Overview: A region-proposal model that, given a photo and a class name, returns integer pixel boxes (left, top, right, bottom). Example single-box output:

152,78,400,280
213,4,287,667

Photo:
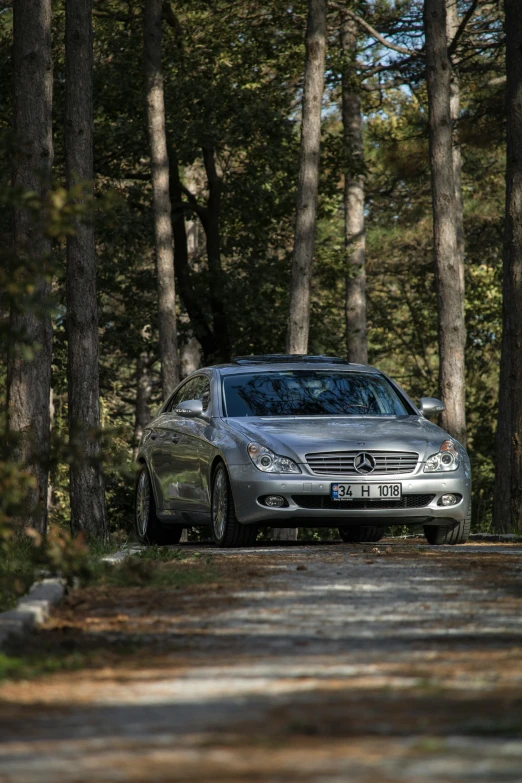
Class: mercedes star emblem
354,452,376,474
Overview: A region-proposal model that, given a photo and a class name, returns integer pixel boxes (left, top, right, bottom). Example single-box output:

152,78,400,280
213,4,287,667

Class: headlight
247,442,301,473
424,440,460,472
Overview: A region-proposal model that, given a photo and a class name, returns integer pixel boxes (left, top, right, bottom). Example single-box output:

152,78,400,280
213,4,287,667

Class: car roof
202,355,382,376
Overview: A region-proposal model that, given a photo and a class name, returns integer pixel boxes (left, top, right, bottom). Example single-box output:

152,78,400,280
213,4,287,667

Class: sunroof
231,354,351,365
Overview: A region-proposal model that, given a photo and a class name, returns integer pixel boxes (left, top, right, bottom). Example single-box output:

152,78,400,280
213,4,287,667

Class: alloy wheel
212,468,228,539
136,470,150,538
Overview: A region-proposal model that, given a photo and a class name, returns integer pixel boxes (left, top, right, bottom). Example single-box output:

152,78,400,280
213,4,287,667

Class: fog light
264,495,285,508
441,493,457,506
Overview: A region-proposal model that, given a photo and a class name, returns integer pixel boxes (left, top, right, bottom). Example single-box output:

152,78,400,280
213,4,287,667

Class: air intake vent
292,494,435,510
305,450,419,476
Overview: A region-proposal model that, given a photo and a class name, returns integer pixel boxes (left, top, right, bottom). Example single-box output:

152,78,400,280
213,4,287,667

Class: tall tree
7,0,54,535
286,0,328,355
65,0,107,539
424,0,466,445
494,0,522,533
340,10,367,364
144,0,180,396
446,0,465,274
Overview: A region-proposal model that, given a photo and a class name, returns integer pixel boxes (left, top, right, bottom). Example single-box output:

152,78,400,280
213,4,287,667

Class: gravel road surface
0,539,522,782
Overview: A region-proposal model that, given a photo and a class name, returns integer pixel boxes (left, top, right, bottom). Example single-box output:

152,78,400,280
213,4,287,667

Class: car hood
225,416,449,463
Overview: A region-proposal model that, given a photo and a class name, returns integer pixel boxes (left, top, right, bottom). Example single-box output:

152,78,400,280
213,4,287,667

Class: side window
166,379,198,412
195,376,211,412
165,376,211,413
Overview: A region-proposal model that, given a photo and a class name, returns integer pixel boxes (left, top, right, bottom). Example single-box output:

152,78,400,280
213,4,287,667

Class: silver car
135,355,472,547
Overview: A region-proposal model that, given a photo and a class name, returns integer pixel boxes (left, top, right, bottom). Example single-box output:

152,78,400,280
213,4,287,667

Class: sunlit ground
0,540,521,782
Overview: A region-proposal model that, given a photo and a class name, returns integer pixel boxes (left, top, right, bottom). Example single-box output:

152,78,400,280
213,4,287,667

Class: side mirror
175,399,204,418
419,397,445,416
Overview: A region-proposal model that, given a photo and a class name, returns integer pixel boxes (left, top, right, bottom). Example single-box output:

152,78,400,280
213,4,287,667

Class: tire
135,466,184,546
338,526,386,543
211,462,257,548
424,505,471,546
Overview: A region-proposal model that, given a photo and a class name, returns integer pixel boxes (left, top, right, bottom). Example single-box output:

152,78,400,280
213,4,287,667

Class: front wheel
135,466,184,546
211,463,257,548
338,526,386,543
424,513,471,546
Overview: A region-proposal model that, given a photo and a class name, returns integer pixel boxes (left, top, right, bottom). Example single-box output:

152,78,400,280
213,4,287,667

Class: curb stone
0,578,65,648
469,533,522,543
396,533,522,543
0,547,144,649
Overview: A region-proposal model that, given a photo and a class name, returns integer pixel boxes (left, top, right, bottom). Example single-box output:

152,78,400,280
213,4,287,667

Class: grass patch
86,551,217,588
0,634,141,682
135,545,188,562
0,650,91,681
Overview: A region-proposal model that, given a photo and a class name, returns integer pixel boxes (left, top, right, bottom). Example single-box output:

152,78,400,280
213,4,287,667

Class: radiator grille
305,450,419,476
292,494,435,510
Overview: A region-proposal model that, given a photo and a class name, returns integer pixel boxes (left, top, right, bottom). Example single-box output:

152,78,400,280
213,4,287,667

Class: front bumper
228,464,471,527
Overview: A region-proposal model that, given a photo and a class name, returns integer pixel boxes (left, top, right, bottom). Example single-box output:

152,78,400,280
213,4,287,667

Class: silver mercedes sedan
135,355,472,548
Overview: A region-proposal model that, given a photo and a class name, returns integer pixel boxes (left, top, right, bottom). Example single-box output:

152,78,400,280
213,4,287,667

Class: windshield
222,371,413,417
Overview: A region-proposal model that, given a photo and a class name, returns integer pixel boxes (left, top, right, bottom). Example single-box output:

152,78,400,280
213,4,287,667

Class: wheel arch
209,454,227,486
135,455,162,511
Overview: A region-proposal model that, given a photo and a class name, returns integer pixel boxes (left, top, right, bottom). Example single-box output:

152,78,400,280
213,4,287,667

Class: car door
153,377,208,512
191,375,215,511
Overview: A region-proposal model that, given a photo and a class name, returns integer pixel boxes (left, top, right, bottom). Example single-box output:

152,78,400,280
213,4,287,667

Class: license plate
331,483,402,501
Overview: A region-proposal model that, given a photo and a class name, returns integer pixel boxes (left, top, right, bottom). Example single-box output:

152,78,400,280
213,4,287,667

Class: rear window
222,371,413,417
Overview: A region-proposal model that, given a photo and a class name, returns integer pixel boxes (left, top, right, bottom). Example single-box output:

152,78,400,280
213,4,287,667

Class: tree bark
446,0,465,277
493,271,512,531
181,336,202,377
168,154,220,361
340,12,367,365
133,352,152,460
144,0,179,398
65,0,107,540
286,0,327,355
271,528,298,542
495,0,522,533
201,146,231,362
7,0,54,535
424,0,467,445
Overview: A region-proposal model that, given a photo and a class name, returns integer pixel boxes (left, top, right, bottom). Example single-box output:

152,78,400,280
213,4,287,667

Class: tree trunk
7,0,54,535
169,154,220,361
133,352,152,461
286,0,327,354
271,528,298,542
144,0,179,398
340,12,367,365
65,0,107,540
201,146,231,362
446,0,465,276
181,336,202,377
496,0,522,533
424,0,467,445
493,274,512,531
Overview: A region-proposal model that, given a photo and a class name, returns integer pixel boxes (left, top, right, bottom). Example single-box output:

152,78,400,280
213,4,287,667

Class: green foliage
0,535,38,611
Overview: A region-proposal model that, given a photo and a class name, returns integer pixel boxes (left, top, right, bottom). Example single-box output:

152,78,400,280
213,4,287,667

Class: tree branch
448,0,479,57
330,2,420,57
162,1,183,48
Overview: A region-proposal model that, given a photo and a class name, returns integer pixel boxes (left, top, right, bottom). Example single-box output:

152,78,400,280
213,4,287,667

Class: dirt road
1,539,522,782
